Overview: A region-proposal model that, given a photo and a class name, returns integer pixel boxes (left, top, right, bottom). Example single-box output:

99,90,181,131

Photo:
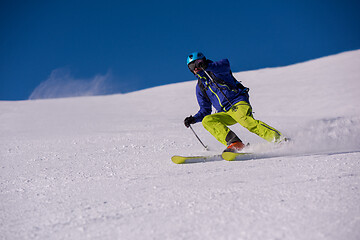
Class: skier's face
193,68,201,74
188,60,201,74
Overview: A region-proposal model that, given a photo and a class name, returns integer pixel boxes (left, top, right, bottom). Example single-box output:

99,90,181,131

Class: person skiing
184,52,285,153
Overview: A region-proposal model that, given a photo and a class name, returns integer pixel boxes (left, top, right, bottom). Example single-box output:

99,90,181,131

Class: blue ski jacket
193,59,250,123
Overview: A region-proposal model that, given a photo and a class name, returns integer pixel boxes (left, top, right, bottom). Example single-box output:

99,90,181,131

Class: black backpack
197,71,249,102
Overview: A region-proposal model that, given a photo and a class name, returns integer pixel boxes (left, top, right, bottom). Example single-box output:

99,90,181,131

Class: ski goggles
187,61,197,72
187,59,203,72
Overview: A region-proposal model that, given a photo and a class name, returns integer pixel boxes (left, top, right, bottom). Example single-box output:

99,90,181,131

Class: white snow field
1,50,360,240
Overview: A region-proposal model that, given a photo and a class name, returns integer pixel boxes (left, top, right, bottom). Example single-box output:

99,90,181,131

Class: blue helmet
187,52,206,65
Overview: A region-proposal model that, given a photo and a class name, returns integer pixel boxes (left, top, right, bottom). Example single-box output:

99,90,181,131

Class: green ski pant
202,101,282,146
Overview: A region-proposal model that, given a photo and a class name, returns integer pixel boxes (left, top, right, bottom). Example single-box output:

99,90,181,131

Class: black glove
195,59,208,70
184,115,196,128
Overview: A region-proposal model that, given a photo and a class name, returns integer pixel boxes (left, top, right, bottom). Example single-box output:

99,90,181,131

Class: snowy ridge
1,50,360,239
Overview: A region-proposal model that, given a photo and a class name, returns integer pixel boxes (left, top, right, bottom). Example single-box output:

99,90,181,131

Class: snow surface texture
1,50,360,240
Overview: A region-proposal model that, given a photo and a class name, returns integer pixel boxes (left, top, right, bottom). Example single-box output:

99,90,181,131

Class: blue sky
1,0,360,100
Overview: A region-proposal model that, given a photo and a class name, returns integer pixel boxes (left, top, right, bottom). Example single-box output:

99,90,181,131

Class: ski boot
223,141,245,153
223,131,245,153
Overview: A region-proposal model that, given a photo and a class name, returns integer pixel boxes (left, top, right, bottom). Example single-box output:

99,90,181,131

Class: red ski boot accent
224,141,245,153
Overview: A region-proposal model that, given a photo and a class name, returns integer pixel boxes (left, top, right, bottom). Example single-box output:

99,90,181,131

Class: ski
172,141,293,163
171,152,253,164
171,154,221,164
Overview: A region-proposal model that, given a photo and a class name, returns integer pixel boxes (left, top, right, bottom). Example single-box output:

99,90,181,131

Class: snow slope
1,50,360,240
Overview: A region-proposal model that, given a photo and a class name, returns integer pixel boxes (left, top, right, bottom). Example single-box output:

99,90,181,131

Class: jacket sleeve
205,59,231,74
193,84,212,123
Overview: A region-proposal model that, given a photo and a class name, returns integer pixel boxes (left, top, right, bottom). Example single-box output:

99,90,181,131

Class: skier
184,52,285,153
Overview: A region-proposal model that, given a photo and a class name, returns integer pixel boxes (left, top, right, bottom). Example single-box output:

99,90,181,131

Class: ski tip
171,155,186,164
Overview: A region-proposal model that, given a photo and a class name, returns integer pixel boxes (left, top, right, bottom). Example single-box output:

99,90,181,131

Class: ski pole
189,125,208,150
202,68,235,109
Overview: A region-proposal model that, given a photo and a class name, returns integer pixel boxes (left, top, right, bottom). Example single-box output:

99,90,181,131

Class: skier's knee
238,116,256,130
202,115,213,127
